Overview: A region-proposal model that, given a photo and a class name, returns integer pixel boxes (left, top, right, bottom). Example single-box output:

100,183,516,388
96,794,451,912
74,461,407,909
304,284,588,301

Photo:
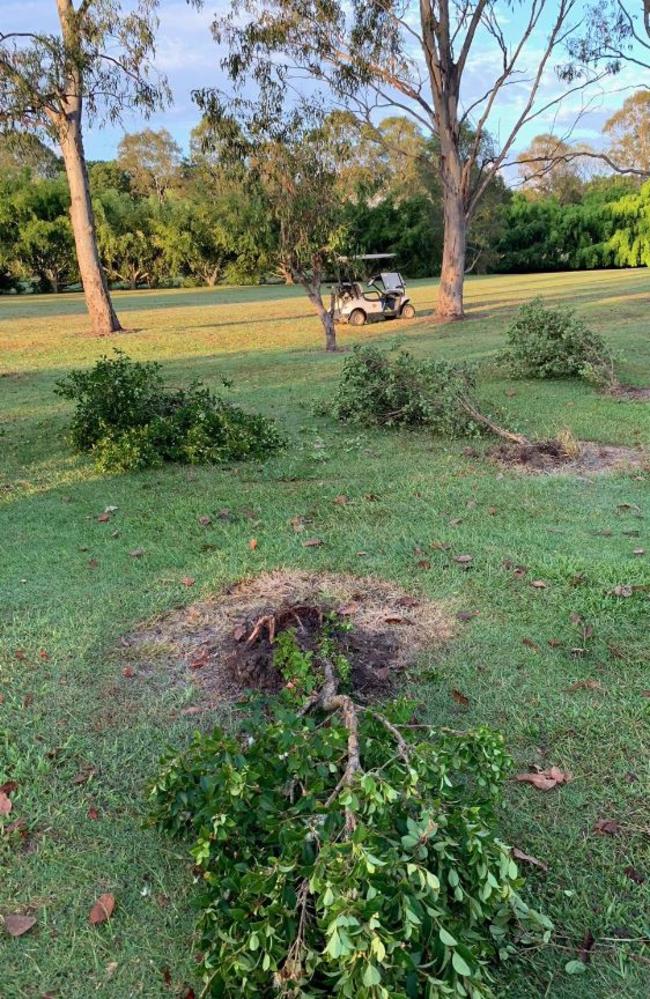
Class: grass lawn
1,269,649,998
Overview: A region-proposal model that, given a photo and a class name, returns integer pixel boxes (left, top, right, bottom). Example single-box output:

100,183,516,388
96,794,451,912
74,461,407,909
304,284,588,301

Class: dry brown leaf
87,806,99,820
624,865,645,884
97,512,111,523
522,637,540,652
531,580,547,589
14,649,27,661
0,792,13,815
181,577,195,588
593,818,621,836
333,494,349,505
72,766,96,785
416,559,431,570
547,638,562,648
38,649,49,660
4,914,36,937
302,538,324,548
121,666,135,678
512,847,548,872
515,766,571,791
89,893,115,925
451,689,469,707
456,610,479,622
290,516,305,532
248,538,258,550
198,515,212,527
454,554,473,565
129,547,145,559
566,678,602,692
611,584,633,597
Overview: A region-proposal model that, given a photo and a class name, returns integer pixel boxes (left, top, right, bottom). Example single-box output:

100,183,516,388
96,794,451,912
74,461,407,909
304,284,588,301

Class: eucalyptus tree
0,2,190,334
213,0,609,320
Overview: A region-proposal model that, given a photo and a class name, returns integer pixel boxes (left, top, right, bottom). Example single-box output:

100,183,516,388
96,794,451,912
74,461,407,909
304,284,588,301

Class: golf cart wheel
348,309,367,327
400,303,416,320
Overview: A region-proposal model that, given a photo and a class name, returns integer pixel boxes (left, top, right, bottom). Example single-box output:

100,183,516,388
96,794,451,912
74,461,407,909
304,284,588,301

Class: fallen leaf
217,508,231,520
89,893,115,925
449,517,463,527
642,690,650,698
88,558,99,568
248,538,258,550
456,610,479,622
593,818,621,836
23,692,34,708
451,689,469,706
515,766,571,791
623,865,645,884
38,649,49,660
290,516,305,532
578,929,595,964
198,515,212,527
633,548,645,556
616,502,641,514
0,791,13,815
384,615,412,624
454,554,473,565
547,638,562,648
416,559,431,570
356,551,367,557
4,914,36,937
97,512,111,523
181,577,195,587
611,584,633,597
512,847,548,872
72,766,96,785
129,547,145,558
430,540,451,551
337,602,359,616
87,806,99,820
302,537,324,547
104,505,118,514
566,679,602,692
14,649,27,661
0,780,18,795
232,623,247,641
180,706,203,716
522,637,540,652
531,580,547,589
334,494,349,505
487,506,497,515
121,666,135,678
189,649,210,671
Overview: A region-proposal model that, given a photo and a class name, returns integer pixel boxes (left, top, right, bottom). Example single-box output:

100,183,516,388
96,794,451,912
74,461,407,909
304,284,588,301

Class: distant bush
501,298,615,387
55,350,285,472
333,345,482,435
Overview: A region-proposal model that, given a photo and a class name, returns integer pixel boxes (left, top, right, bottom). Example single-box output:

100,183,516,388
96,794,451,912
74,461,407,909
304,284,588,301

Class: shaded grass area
1,270,649,997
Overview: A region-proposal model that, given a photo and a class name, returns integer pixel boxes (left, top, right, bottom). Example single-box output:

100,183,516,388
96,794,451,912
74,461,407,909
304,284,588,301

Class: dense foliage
151,631,551,998
501,299,615,386
333,345,482,436
55,351,284,471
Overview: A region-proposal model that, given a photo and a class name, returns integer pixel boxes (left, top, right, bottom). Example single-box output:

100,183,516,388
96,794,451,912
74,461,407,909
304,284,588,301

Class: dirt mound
119,570,454,710
492,440,647,475
609,384,650,401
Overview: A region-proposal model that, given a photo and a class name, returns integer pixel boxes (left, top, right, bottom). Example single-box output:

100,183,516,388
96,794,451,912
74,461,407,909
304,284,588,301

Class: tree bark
59,117,122,335
299,271,338,351
438,161,467,320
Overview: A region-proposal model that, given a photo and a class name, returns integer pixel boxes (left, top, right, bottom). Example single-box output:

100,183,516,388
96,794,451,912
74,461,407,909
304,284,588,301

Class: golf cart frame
331,254,416,326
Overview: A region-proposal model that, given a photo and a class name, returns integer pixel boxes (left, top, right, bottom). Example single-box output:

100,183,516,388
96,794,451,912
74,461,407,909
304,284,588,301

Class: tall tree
604,90,650,173
215,0,608,320
0,2,181,335
117,128,183,201
517,134,588,203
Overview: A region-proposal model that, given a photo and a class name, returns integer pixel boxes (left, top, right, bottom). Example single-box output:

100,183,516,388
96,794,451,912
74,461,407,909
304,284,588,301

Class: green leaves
151,708,549,997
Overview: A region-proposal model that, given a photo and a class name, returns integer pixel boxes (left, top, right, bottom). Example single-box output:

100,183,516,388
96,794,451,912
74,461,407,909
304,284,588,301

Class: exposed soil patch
492,440,648,475
609,384,650,401
120,570,453,710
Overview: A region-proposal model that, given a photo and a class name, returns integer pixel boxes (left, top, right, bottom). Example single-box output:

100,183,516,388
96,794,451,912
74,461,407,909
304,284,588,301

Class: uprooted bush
55,350,285,472
151,624,551,998
500,298,615,388
332,345,525,444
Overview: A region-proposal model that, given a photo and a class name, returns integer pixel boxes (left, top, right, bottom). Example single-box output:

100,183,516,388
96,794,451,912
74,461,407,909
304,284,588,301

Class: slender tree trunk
438,165,467,320
58,115,122,335
303,285,337,351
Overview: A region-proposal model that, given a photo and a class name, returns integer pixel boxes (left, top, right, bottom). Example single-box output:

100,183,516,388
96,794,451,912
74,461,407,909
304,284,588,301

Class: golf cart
331,254,415,326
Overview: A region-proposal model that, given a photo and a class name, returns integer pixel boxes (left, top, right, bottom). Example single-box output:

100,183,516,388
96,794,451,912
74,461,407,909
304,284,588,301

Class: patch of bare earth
491,440,648,475
608,384,650,401
119,570,454,711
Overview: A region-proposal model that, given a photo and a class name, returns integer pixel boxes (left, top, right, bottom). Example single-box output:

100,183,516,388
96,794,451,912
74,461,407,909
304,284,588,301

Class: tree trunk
58,116,122,335
299,273,338,351
438,180,466,320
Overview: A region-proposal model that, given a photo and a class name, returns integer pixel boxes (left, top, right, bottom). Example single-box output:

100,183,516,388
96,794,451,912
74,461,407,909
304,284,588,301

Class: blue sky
2,0,647,163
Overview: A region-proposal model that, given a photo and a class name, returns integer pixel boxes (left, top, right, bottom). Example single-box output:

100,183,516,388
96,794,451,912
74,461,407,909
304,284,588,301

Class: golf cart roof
337,253,397,262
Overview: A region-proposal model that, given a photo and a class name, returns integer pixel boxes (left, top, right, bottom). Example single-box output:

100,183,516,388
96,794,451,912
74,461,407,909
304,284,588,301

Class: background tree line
3,96,650,295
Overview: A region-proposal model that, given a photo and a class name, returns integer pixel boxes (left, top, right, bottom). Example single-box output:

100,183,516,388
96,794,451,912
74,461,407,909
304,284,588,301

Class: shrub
501,298,615,386
333,345,481,435
151,632,550,999
55,350,285,471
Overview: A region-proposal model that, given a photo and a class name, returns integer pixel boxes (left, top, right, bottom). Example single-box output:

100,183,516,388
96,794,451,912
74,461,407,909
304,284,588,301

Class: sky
1,0,648,165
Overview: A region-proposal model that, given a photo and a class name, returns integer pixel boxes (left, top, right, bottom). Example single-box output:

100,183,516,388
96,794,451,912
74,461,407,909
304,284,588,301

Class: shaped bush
501,298,614,387
151,630,550,998
55,350,285,471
